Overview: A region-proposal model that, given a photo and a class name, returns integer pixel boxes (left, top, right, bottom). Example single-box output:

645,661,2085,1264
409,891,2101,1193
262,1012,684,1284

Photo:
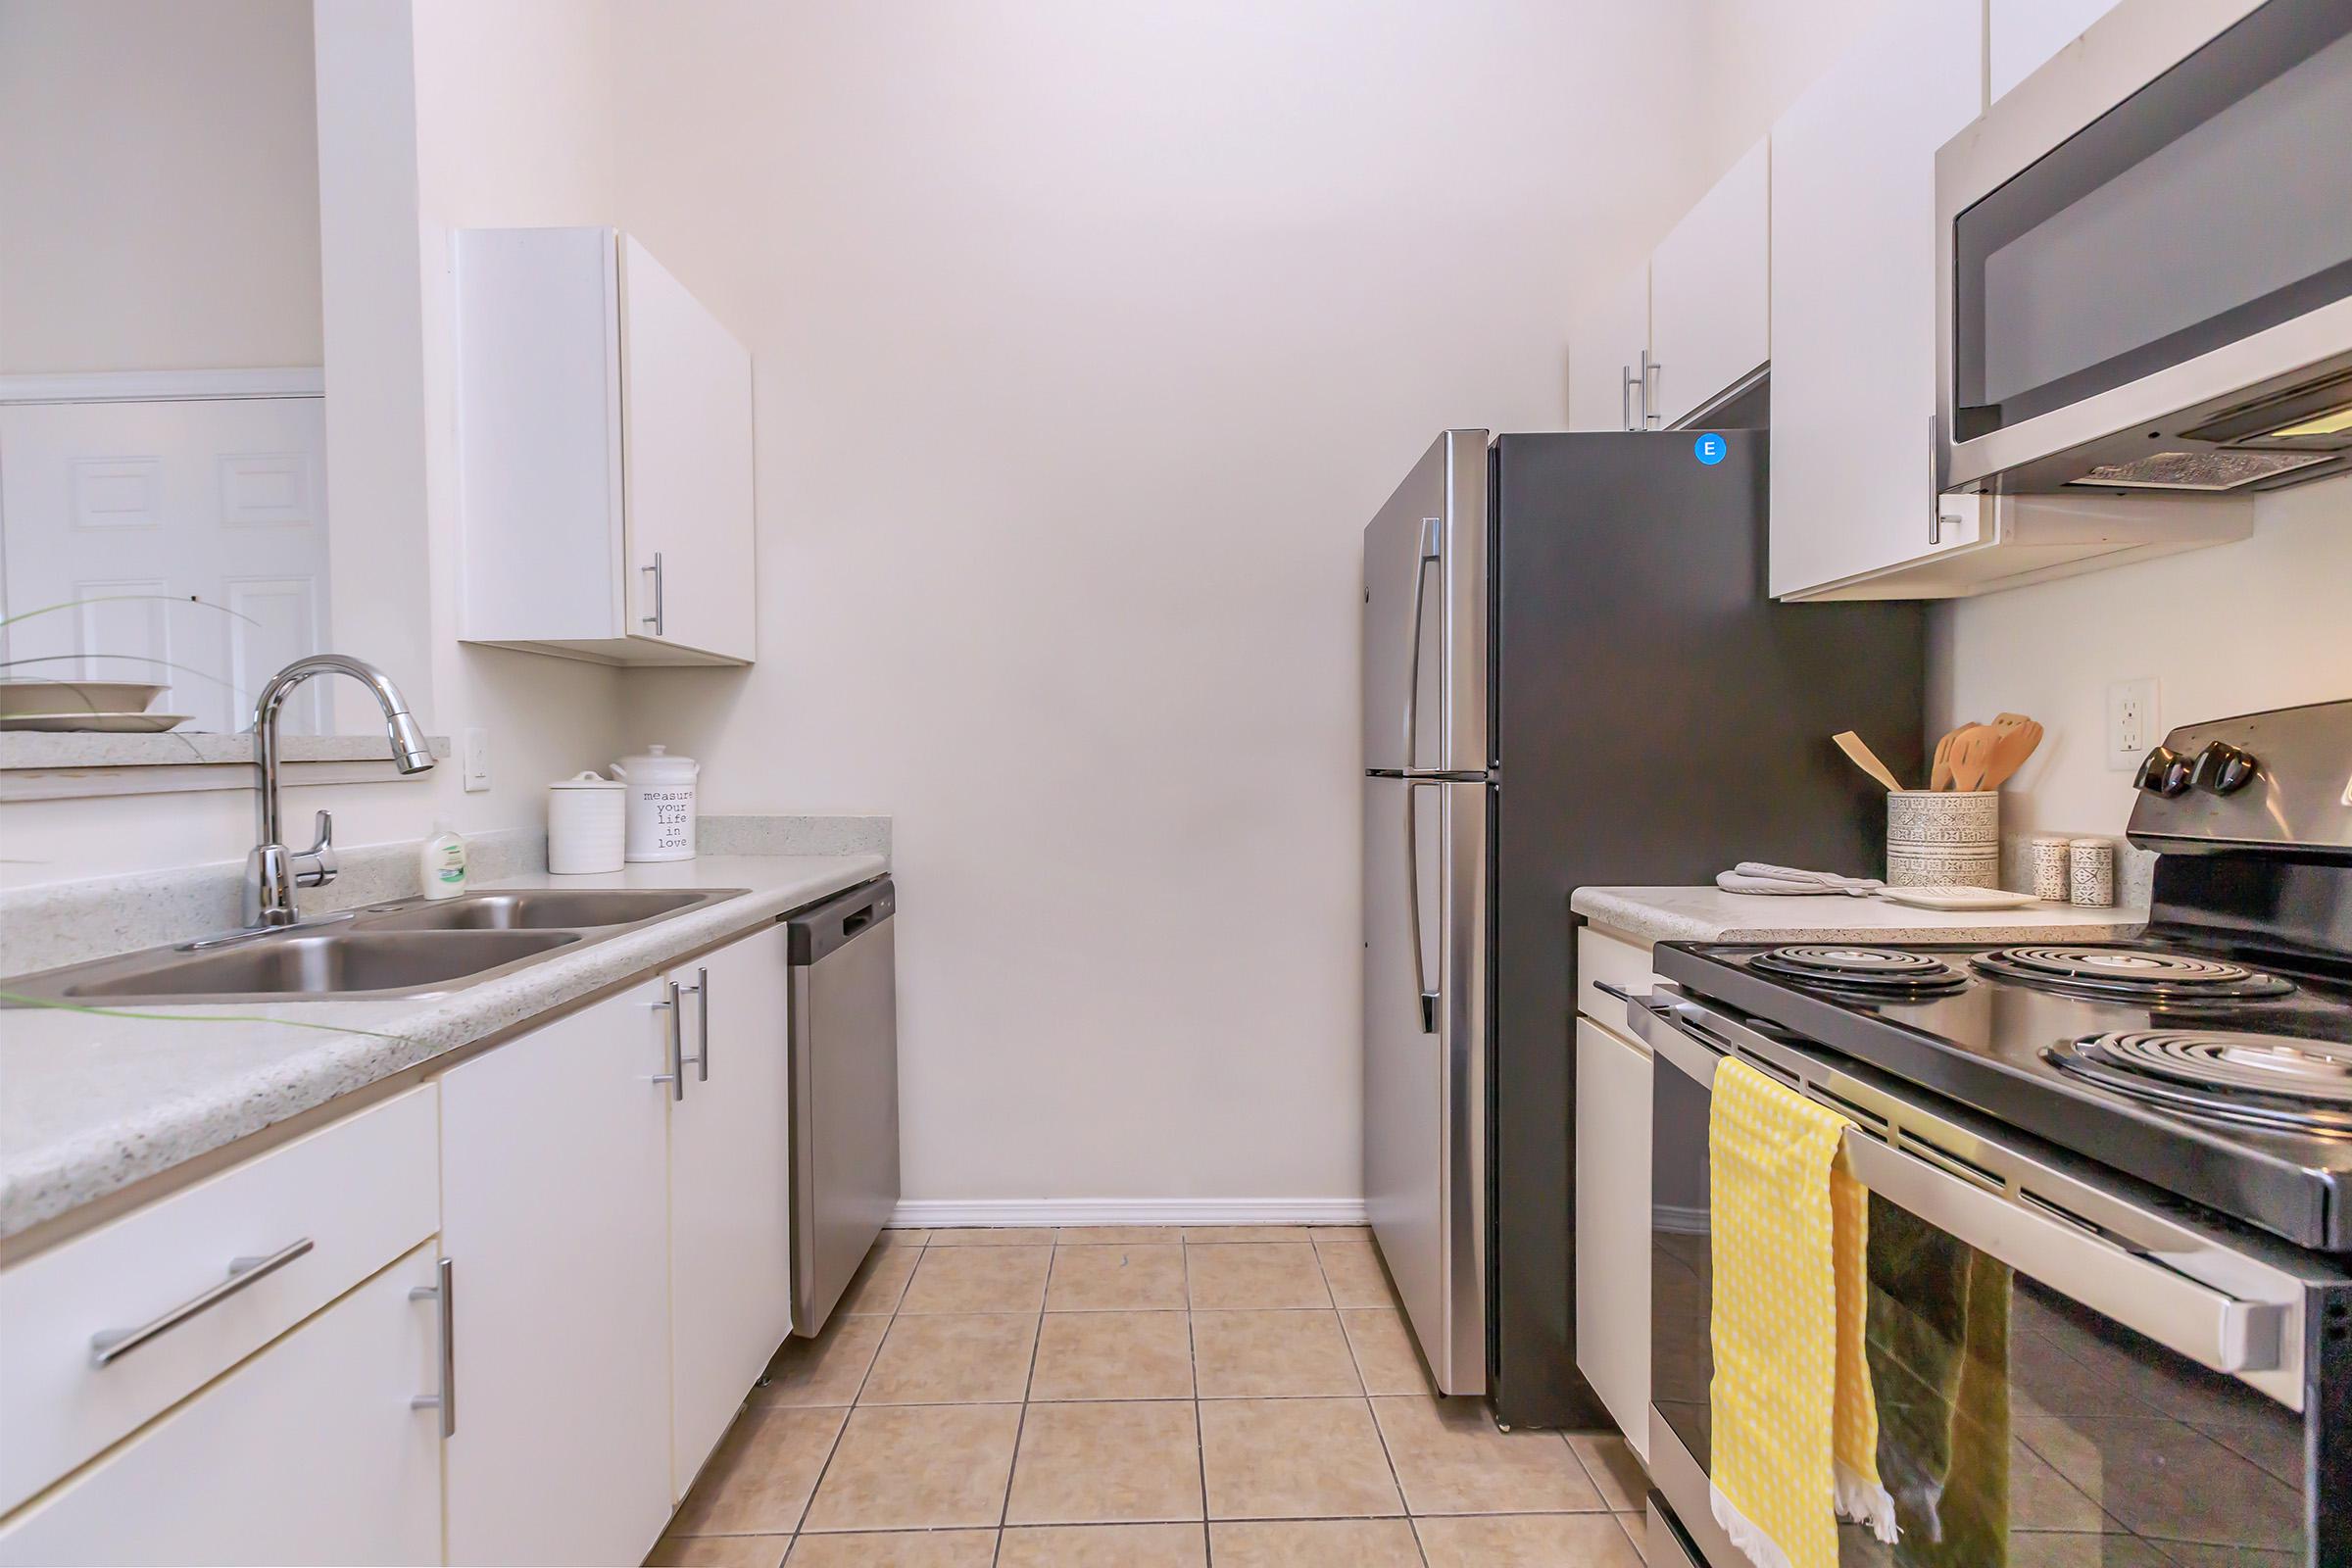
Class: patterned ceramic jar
2069,837,2116,906
2030,837,2072,903
1886,791,2000,888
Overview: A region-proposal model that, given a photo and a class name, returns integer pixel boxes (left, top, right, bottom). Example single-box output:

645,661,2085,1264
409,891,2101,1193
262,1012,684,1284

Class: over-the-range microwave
1937,0,2352,497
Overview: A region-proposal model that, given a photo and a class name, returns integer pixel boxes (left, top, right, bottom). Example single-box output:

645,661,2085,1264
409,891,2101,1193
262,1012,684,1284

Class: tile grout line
1189,1242,1213,1564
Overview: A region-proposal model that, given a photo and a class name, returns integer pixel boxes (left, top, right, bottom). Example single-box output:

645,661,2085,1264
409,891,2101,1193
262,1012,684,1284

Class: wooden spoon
1930,719,1982,790
1833,730,1906,793
1978,718,2044,791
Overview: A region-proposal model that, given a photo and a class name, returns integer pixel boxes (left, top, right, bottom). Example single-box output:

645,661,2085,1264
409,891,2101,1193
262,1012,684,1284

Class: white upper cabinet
1767,0,1987,600
1567,266,1649,432
1990,0,2128,102
1648,138,1771,429
455,227,756,666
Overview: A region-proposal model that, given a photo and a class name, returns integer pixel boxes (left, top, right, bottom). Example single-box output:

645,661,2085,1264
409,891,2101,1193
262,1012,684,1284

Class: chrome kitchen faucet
241,655,436,929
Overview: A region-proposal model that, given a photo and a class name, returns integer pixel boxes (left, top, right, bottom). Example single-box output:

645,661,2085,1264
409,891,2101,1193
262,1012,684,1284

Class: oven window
1650,1060,2311,1562
1950,0,2352,443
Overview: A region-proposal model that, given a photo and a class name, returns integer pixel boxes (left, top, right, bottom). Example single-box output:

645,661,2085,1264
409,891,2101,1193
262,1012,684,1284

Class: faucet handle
294,809,338,889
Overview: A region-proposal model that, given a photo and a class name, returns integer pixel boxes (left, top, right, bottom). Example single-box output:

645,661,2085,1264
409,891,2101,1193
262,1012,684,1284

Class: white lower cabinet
1575,1015,1653,1462
439,977,677,1567
667,923,796,1498
0,1243,445,1566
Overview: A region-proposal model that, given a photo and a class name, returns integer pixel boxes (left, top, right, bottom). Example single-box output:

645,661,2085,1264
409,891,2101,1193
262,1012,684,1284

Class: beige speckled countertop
1571,885,2146,946
0,853,884,1244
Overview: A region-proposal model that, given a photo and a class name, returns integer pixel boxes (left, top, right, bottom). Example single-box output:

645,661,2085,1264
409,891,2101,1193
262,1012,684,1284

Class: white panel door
0,397,328,731
1768,0,1985,598
1990,0,2127,102
1566,266,1649,432
1649,137,1771,428
0,1245,444,1567
667,924,796,1498
440,980,675,1568
618,235,756,663
1574,1017,1652,1461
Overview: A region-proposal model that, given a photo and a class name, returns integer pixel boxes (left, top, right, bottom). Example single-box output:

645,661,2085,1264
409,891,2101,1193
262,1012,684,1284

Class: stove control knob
2133,746,2193,797
2191,740,2260,795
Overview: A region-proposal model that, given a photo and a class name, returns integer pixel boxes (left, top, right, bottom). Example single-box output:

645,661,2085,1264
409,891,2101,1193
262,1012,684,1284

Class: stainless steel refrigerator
1360,429,1924,1427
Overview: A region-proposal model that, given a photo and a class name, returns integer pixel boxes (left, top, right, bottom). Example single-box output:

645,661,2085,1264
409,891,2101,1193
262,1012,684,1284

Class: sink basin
60,930,582,1003
362,889,719,931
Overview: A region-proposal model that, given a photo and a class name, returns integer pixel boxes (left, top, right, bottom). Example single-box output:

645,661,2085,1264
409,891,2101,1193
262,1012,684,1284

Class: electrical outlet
462,726,492,793
2106,678,2160,771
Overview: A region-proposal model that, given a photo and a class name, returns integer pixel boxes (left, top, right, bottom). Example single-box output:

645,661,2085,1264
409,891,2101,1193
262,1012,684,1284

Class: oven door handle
1627,989,2289,1379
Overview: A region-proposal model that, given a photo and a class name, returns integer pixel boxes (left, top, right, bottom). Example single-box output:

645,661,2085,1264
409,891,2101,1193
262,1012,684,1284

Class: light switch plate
462,726,491,792
2106,678,2159,771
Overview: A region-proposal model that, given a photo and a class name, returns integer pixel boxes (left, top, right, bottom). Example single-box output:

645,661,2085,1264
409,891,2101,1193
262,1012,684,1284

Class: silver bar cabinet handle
89,1238,315,1367
1642,350,1663,429
1621,365,1639,430
410,1256,456,1438
649,980,684,1100
674,970,709,1083
640,551,665,635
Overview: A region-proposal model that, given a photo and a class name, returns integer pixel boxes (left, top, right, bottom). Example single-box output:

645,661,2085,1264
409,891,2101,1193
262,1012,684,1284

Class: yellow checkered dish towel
1708,1058,1898,1568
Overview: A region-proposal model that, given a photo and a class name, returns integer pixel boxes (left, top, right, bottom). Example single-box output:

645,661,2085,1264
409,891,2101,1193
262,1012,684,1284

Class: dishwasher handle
787,876,897,966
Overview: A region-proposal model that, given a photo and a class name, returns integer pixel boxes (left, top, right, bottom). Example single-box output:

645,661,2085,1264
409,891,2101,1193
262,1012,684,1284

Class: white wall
0,0,322,373
610,0,1722,1203
1694,0,1894,173
1930,475,2352,840
0,0,626,887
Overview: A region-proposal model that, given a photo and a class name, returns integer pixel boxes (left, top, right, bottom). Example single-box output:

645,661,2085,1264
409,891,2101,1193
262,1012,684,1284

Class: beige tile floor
648,1226,1651,1567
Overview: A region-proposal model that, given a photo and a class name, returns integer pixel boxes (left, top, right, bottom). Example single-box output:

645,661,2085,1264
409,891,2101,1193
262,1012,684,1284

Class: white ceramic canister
1885,790,2001,889
612,744,699,861
547,770,626,874
2069,836,2116,907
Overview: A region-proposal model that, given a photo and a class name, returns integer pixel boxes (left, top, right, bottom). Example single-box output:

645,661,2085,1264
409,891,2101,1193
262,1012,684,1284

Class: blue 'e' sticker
1693,432,1727,466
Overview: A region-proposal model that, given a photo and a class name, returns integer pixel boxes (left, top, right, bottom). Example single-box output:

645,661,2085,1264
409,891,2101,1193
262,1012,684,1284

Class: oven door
1634,986,2334,1567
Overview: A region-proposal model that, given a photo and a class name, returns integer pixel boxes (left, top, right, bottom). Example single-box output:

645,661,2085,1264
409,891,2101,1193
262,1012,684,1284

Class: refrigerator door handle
1401,515,1442,769
1405,779,1439,1034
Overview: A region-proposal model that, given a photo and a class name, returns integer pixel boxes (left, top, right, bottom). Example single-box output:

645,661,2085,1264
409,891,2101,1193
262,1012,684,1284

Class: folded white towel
1716,862,1885,897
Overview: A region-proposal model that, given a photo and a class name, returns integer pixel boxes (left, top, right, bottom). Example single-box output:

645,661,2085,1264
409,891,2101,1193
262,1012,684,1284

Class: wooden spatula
1833,730,1906,793
1977,718,2044,791
1947,724,2001,791
1930,720,1981,790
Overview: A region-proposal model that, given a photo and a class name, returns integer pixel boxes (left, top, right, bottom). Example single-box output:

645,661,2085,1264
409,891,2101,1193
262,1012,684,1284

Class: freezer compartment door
1360,430,1490,774
1362,776,1489,1395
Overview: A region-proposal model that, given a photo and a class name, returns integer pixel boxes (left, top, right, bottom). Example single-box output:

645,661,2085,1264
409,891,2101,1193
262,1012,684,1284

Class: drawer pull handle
410,1256,456,1438
89,1238,315,1367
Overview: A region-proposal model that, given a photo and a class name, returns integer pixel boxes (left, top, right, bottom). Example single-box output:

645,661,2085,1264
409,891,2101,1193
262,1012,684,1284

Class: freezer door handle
1401,515,1442,770
1404,779,1439,1033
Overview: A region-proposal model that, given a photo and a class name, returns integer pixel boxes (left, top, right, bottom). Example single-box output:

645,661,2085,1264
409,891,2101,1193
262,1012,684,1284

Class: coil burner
1746,945,1968,999
2047,1029,2352,1135
1971,945,2294,1004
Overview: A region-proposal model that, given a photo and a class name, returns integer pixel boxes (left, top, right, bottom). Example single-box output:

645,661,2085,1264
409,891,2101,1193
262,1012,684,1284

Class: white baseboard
890,1198,1368,1231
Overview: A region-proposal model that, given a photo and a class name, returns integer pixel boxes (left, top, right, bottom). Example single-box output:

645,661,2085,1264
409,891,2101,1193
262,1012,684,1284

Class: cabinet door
1649,138,1771,429
1989,0,2125,102
619,235,758,663
1768,0,1984,599
1573,1017,1652,1460
0,1245,443,1567
668,924,796,1498
1566,266,1649,431
440,981,675,1567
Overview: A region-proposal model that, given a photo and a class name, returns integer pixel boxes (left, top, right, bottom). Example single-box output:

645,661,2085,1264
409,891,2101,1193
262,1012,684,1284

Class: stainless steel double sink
2,887,749,1006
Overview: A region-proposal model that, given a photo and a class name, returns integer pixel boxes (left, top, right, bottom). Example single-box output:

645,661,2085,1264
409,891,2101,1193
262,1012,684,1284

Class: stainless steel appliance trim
1438,431,1489,773
1631,985,2306,1408
1935,0,2347,491
1404,780,1437,1035
1646,1411,1742,1568
788,957,817,1332
1646,1499,1707,1568
409,1255,456,1438
88,1237,316,1367
1402,516,1440,769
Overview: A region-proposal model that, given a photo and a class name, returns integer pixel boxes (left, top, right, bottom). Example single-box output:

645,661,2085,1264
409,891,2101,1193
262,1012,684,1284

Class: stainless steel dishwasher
786,876,901,1335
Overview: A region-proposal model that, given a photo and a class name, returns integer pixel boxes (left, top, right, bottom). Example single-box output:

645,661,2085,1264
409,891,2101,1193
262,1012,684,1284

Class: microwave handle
1627,990,2287,1379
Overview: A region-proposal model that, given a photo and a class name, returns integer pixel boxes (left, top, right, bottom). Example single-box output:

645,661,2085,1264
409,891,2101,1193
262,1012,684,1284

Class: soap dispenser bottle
419,820,468,900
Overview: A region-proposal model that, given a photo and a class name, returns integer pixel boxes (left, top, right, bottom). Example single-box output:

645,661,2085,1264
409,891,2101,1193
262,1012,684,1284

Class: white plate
1875,885,2041,911
0,679,168,718
0,712,194,734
